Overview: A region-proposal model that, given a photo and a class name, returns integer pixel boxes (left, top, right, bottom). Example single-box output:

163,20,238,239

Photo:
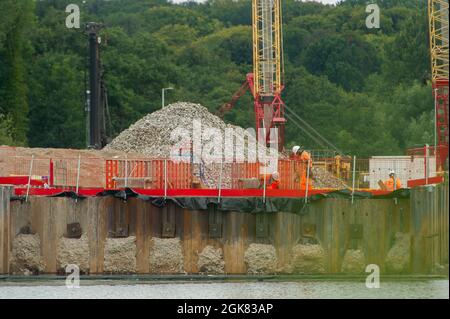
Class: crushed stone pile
290,244,326,274
10,234,45,275
244,243,277,274
57,234,90,274
385,232,411,273
197,246,225,274
312,167,349,189
104,102,278,188
149,237,184,273
341,249,366,273
103,236,137,274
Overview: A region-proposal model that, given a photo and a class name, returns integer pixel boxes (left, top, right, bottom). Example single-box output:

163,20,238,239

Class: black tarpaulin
12,188,410,214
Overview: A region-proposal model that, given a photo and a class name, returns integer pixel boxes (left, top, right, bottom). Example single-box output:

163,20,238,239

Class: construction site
0,0,448,285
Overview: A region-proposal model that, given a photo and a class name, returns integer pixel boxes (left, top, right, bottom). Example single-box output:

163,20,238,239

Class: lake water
0,279,448,299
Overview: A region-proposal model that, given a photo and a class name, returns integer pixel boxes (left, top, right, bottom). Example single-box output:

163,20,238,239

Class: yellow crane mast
252,0,283,98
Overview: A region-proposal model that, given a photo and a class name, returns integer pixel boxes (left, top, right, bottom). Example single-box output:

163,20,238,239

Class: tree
0,0,34,145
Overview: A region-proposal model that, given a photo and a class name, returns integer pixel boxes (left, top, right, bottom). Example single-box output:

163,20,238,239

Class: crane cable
284,104,346,156
284,112,328,150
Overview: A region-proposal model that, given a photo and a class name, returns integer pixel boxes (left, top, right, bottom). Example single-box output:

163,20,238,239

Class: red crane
218,0,286,151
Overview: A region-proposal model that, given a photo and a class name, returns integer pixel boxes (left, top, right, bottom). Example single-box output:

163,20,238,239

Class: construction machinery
428,0,449,171
85,22,110,149
218,0,286,151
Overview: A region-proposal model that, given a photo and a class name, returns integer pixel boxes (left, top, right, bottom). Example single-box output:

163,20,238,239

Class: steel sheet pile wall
0,187,12,274
410,181,449,274
1,183,448,275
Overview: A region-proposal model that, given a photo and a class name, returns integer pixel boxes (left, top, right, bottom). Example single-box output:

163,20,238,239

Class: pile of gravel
149,237,184,273
197,246,225,274
57,234,90,274
244,243,277,274
10,234,45,275
290,244,326,274
312,167,349,189
103,236,137,274
104,102,278,188
385,232,411,273
341,249,366,273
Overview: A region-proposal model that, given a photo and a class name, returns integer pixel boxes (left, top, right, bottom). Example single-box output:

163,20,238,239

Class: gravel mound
104,102,278,188
385,232,411,273
197,246,225,274
341,249,366,273
149,237,184,273
10,234,45,275
290,244,325,274
57,234,90,274
244,243,277,274
103,236,137,274
312,167,349,189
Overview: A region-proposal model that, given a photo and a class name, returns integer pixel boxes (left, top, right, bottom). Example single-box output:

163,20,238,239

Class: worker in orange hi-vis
291,146,314,190
267,171,280,190
383,170,402,191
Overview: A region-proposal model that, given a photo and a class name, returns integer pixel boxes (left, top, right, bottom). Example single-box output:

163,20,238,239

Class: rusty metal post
25,155,34,202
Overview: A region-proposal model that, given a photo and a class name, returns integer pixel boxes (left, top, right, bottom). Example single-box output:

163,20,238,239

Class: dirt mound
57,234,90,274
197,246,225,274
290,244,325,274
103,236,137,274
385,232,411,273
149,237,184,273
10,234,45,275
341,249,366,273
244,243,277,274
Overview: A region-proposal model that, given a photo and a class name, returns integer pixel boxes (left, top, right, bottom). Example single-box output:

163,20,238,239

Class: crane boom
429,0,449,170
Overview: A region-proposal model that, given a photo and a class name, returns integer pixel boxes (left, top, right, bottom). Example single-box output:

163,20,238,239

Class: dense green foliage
0,0,434,156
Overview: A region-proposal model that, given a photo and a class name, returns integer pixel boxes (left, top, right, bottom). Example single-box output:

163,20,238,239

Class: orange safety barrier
106,158,316,191
231,162,260,189
230,159,311,190
105,159,192,189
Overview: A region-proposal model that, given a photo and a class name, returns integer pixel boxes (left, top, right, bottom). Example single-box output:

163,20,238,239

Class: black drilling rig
85,22,110,149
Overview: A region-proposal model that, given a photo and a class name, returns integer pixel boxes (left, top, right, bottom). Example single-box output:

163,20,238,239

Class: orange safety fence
228,159,311,190
106,158,313,190
4,153,446,191
106,159,192,189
